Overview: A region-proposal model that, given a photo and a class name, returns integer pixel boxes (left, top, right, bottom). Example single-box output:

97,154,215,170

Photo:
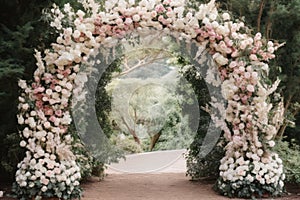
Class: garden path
81,150,299,200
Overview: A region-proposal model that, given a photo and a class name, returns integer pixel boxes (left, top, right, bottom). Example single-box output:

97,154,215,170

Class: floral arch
15,0,285,199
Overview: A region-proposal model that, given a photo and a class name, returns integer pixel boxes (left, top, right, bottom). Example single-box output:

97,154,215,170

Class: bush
185,110,225,180
274,140,300,185
0,132,25,182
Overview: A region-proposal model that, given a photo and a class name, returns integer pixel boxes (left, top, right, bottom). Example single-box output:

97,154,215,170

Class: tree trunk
276,94,300,140
265,2,274,40
149,133,161,151
257,0,266,32
121,116,141,144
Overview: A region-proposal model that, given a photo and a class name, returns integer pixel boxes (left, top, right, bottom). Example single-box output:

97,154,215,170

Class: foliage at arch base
14,0,285,199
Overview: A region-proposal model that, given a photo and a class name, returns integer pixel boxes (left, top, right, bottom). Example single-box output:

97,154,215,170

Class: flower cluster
15,0,285,199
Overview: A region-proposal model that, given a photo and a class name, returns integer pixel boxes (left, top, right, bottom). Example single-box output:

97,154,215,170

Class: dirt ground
1,173,299,200
80,173,300,200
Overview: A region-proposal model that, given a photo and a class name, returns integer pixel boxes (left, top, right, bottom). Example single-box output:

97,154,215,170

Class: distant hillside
121,62,175,79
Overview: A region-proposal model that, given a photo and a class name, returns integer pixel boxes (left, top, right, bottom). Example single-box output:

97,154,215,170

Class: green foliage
274,140,300,185
176,56,224,180
152,113,194,151
0,132,25,182
95,58,122,138
110,134,144,154
185,111,225,180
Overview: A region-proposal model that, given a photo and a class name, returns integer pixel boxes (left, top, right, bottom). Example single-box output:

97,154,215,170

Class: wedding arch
16,0,285,199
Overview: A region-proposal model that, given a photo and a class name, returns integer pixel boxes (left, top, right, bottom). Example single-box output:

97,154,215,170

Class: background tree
0,0,82,182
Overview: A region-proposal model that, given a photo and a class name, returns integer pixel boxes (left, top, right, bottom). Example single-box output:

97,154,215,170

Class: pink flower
163,0,171,5
155,4,166,13
115,18,123,25
246,122,252,128
158,15,165,22
231,50,239,57
249,54,258,61
55,110,62,117
254,32,262,41
35,100,43,109
151,11,157,18
44,108,54,116
41,177,49,185
49,115,57,123
54,167,61,174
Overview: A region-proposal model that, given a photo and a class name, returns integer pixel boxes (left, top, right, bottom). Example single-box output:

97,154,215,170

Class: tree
0,0,82,181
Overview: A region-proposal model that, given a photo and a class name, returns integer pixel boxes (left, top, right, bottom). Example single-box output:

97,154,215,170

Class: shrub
274,140,300,185
185,110,225,180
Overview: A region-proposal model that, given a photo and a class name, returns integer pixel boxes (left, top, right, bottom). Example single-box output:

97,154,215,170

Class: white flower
73,30,81,38
268,140,275,147
209,13,217,21
17,115,25,124
46,89,53,96
251,154,260,161
41,186,48,192
30,111,37,116
246,174,254,182
246,84,255,92
55,85,62,92
18,80,27,89
257,149,264,156
279,180,284,187
44,121,51,129
222,13,230,21
201,17,210,25
0,191,3,197
20,140,27,147
76,10,85,18
213,53,228,66
22,103,29,110
132,14,140,22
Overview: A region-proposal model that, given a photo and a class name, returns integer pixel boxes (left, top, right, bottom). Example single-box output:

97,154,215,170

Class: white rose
22,103,29,110
20,140,27,147
257,149,264,156
44,121,51,129
46,89,53,96
76,10,85,18
30,111,37,116
268,140,275,147
41,186,48,192
55,85,62,92
18,80,27,89
222,13,230,21
202,17,210,25
209,13,217,21
279,180,284,187
213,53,228,66
18,115,25,124
132,14,140,22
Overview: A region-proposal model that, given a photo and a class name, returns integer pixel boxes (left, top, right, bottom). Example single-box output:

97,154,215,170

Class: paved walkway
106,149,187,174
